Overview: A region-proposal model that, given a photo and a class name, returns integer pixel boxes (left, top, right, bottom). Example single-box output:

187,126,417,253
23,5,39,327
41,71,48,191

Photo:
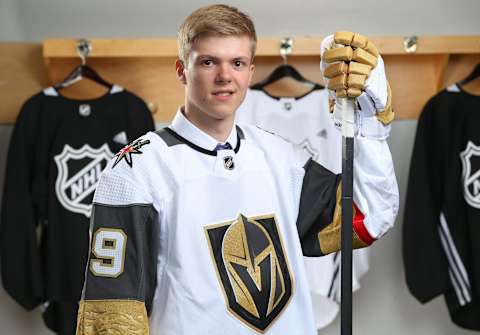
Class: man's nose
215,63,232,83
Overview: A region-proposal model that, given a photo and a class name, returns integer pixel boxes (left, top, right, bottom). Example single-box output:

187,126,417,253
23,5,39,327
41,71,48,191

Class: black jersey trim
92,202,154,208
155,128,184,147
237,126,245,140
155,126,243,156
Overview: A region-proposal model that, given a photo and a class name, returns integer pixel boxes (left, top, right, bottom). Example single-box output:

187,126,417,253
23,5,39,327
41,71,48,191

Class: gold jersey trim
76,300,149,335
318,183,369,254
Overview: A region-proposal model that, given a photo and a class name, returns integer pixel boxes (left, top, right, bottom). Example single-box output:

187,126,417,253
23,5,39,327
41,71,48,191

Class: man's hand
320,31,394,125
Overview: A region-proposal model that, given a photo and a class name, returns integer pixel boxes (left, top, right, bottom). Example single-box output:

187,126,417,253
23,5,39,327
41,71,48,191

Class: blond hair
177,4,257,64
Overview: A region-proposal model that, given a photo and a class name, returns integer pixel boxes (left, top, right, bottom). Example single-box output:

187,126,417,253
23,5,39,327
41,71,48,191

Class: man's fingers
349,61,372,76
323,44,377,67
363,40,379,58
327,74,347,91
353,48,377,67
334,88,362,98
326,73,363,98
333,31,357,46
323,46,353,64
333,31,379,58
322,31,380,100
324,61,372,79
348,73,367,90
323,62,348,78
346,88,362,98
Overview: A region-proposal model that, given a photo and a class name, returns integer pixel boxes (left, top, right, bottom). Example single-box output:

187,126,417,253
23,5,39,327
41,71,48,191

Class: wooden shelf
43,36,480,57
0,36,479,124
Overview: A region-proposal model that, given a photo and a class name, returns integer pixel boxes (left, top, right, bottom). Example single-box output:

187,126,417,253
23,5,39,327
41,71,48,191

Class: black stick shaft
338,97,355,335
341,136,354,335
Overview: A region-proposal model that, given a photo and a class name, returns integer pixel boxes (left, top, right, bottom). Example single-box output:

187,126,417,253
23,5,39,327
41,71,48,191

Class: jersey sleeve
403,98,449,303
76,167,159,335
0,95,44,310
296,135,398,256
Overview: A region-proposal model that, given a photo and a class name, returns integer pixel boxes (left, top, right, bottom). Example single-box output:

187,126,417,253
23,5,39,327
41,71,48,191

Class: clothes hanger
458,63,480,86
251,37,323,92
54,39,113,90
251,64,323,90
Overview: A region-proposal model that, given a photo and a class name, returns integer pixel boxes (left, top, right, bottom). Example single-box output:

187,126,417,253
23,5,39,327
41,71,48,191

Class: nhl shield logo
54,144,114,218
460,141,480,209
204,214,293,333
223,156,235,170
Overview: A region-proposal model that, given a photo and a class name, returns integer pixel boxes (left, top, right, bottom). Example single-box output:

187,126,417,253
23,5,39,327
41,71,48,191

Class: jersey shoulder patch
112,137,151,169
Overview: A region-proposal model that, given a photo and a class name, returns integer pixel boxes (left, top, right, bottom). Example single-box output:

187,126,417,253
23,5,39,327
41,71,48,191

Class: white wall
1,1,479,334
0,0,23,41
3,0,480,41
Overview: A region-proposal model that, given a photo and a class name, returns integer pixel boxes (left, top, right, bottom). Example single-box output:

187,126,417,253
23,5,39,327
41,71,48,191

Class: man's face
176,34,255,125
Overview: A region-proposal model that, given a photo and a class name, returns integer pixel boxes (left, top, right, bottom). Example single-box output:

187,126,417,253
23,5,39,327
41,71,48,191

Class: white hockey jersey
76,109,398,335
237,88,371,328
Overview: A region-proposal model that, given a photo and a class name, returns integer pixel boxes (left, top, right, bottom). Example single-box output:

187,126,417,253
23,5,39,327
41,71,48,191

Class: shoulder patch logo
113,138,150,168
204,214,293,333
54,144,114,218
460,141,480,209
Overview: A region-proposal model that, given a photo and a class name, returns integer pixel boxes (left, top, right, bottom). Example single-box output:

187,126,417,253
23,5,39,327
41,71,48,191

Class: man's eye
234,60,245,68
203,60,214,66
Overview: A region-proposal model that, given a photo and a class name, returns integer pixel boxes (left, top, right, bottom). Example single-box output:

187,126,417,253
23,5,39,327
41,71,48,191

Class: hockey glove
320,31,394,127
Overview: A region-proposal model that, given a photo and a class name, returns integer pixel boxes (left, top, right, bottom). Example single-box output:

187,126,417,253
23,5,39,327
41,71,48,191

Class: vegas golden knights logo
204,214,293,333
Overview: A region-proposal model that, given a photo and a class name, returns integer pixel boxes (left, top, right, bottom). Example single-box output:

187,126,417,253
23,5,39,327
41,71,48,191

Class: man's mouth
213,91,234,96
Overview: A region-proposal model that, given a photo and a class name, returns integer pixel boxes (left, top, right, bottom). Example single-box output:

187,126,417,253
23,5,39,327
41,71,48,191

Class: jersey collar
171,108,238,151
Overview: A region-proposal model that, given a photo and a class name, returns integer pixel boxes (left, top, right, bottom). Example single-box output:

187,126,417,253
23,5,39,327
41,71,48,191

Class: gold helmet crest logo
205,214,293,333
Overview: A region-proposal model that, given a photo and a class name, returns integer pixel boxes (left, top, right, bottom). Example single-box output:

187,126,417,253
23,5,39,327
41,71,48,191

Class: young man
76,4,398,335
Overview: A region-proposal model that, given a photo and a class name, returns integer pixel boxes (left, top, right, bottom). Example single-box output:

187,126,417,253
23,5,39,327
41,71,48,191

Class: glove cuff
332,101,391,140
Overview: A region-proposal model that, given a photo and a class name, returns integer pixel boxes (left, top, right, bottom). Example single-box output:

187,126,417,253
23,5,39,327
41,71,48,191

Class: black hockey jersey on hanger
403,84,480,330
0,85,155,310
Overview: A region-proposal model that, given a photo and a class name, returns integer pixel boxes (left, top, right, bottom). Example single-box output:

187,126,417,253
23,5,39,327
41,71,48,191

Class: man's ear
248,63,255,86
175,59,187,85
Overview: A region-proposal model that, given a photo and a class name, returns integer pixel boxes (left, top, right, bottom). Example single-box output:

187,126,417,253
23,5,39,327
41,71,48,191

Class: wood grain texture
0,43,49,124
1,36,479,124
44,36,480,57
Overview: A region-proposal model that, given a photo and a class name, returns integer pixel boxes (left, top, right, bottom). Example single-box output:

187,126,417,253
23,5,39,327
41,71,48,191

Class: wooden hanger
54,39,113,91
458,63,480,86
458,63,480,95
251,38,323,98
251,63,323,91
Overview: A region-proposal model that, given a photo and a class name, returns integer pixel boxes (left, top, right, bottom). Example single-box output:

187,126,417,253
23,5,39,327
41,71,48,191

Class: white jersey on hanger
237,88,371,329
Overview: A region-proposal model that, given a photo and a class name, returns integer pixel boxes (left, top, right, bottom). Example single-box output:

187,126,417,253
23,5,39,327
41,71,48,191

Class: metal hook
77,38,92,65
280,37,293,64
403,35,418,54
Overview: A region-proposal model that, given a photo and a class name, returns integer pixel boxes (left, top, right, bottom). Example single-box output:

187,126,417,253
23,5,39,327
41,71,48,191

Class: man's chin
208,106,238,120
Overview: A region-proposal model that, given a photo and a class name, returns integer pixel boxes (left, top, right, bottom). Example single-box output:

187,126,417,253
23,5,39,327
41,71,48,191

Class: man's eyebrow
196,55,250,62
232,56,251,62
195,54,218,61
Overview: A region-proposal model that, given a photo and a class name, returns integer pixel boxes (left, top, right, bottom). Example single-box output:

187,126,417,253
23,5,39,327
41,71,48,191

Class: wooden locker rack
0,36,479,124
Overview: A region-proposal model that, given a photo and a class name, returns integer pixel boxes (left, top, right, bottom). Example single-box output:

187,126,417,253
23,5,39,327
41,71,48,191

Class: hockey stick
338,97,355,335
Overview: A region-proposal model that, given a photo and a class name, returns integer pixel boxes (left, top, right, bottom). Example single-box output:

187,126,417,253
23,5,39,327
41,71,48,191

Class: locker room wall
1,0,479,334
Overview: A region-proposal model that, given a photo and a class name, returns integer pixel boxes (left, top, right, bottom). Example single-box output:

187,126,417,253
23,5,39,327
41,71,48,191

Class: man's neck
182,106,234,143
